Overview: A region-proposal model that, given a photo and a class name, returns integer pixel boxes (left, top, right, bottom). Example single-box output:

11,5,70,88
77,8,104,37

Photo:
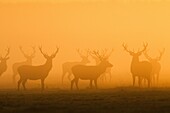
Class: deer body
90,49,113,82
17,47,59,91
71,51,113,90
18,60,52,80
130,57,152,86
0,48,10,76
144,49,165,85
62,50,90,83
0,61,8,76
123,43,152,87
12,47,35,83
62,61,89,79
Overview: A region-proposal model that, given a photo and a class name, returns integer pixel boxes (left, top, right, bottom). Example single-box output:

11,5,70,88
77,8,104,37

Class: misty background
0,0,169,89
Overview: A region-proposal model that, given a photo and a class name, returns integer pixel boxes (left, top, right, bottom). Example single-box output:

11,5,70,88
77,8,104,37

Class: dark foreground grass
0,87,170,113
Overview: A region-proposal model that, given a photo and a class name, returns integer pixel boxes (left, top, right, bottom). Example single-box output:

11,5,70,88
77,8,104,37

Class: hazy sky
0,0,108,3
0,0,170,88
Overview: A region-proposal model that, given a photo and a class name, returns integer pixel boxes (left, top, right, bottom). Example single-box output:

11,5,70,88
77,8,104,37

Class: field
0,87,170,113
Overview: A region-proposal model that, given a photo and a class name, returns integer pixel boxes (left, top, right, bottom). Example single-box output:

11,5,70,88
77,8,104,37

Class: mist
0,0,169,89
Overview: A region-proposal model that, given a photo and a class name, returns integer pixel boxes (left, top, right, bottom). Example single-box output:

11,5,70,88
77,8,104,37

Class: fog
0,0,169,89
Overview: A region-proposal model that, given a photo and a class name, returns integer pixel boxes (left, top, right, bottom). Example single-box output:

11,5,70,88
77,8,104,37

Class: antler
105,48,114,59
92,50,108,61
157,48,165,61
122,43,133,54
77,49,83,57
144,50,153,61
138,43,148,54
4,47,10,58
85,49,90,57
51,46,59,58
101,49,108,58
77,49,89,58
30,46,36,58
39,46,48,58
19,46,29,58
0,55,2,60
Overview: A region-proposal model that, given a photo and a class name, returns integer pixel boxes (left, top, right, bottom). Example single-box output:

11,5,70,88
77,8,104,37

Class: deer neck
80,59,87,64
97,63,108,74
131,56,140,73
95,59,100,65
0,61,7,73
131,57,139,65
26,59,32,64
43,59,53,71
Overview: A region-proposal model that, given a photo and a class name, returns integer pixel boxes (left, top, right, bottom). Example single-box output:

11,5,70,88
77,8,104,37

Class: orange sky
0,0,169,88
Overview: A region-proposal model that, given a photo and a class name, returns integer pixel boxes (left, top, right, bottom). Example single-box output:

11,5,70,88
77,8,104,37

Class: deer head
92,50,113,67
76,49,90,63
90,49,113,62
19,46,36,60
144,48,165,62
39,46,59,61
0,48,10,63
156,48,165,61
123,43,148,58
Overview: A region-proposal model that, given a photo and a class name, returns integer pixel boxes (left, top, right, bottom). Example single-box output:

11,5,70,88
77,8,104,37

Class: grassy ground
0,87,170,113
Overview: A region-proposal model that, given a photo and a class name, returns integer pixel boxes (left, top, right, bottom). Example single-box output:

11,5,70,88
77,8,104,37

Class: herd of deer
0,43,165,91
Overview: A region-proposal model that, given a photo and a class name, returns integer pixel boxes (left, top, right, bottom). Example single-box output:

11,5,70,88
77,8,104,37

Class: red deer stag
62,49,90,84
144,48,165,85
0,48,10,76
71,50,113,90
12,46,35,83
123,43,152,87
18,47,59,91
90,49,113,82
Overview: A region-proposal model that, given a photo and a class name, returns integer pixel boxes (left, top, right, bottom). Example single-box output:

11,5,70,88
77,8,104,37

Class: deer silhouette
90,49,113,82
17,47,59,91
123,43,152,87
144,48,165,85
0,48,10,76
62,49,90,84
12,46,35,83
71,50,113,90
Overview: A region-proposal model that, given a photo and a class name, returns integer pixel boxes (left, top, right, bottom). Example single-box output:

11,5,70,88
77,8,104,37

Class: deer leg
157,72,160,85
71,78,75,90
61,71,67,84
132,75,135,86
100,73,104,82
68,73,72,81
18,78,22,91
148,78,151,88
138,77,141,87
22,79,27,90
75,78,79,90
12,72,17,84
94,79,98,89
152,74,155,86
109,71,112,82
90,80,93,89
103,73,107,82
41,79,45,91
